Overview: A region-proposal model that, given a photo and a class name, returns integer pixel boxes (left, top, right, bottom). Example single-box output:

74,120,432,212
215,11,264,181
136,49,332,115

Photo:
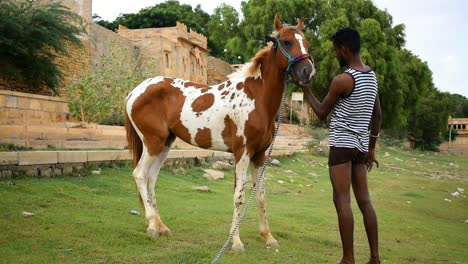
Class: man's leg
351,163,380,264
329,162,354,264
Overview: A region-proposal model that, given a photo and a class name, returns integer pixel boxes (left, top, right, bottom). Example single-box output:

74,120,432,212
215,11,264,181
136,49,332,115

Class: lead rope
210,74,291,264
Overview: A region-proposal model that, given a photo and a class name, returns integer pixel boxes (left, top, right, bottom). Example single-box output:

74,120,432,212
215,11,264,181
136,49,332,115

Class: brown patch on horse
191,93,215,113
218,84,225,90
163,77,174,84
222,115,245,156
194,128,212,149
230,93,236,101
131,83,173,156
236,82,244,90
201,87,209,93
184,81,208,89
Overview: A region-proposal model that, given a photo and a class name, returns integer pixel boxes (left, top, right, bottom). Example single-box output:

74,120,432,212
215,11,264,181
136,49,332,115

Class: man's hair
331,27,361,53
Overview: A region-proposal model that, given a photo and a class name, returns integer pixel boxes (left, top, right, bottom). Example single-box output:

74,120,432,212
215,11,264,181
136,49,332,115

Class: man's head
331,27,360,67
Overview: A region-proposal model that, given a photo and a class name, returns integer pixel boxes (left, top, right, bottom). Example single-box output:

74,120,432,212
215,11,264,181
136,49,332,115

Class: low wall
0,148,301,179
0,90,71,126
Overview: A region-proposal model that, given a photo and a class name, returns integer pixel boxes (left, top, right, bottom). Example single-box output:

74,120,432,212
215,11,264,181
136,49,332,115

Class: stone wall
0,90,70,127
207,57,233,85
89,23,136,68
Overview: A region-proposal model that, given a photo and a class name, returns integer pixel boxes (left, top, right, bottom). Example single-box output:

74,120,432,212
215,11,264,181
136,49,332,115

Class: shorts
328,147,368,167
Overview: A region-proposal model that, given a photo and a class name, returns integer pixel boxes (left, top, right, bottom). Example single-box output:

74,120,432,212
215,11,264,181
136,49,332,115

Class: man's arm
369,96,381,150
300,73,353,120
367,96,381,171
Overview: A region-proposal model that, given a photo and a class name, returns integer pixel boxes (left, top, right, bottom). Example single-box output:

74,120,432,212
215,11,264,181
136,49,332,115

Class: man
299,27,381,264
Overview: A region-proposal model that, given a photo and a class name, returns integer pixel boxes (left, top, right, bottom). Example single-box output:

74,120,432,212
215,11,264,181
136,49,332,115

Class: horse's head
267,14,316,85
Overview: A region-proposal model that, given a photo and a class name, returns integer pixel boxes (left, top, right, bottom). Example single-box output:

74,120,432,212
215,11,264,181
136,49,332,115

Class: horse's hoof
267,239,279,248
160,229,172,236
231,244,245,252
146,228,160,238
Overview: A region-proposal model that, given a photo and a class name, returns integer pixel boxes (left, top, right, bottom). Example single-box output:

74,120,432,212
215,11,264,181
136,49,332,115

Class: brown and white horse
125,15,315,251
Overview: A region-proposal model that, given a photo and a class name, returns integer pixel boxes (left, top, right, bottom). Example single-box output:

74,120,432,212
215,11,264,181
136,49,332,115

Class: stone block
0,95,5,107
0,108,8,125
5,96,17,108
18,151,58,165
62,140,108,149
57,151,87,163
67,127,97,137
26,110,45,126
100,126,126,137
0,139,27,147
27,140,63,149
25,126,67,140
0,152,19,165
41,101,56,112
87,150,131,162
29,99,41,110
18,97,29,109
0,125,26,139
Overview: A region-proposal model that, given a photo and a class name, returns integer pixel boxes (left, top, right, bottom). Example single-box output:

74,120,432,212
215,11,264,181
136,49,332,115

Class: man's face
334,45,347,67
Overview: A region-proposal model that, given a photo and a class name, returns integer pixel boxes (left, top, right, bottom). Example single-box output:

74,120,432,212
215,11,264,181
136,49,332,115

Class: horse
124,14,315,252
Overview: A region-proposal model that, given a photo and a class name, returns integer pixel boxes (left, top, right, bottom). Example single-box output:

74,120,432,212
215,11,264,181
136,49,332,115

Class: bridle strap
275,37,312,75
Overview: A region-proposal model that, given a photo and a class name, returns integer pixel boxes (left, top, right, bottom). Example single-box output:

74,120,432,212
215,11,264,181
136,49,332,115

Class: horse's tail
125,104,144,208
125,106,142,168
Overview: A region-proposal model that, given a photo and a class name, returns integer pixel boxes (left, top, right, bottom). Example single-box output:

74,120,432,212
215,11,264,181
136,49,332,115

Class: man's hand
367,149,379,172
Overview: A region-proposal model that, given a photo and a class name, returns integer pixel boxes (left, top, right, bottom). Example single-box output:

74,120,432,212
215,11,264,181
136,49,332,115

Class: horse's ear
274,14,283,31
297,18,304,31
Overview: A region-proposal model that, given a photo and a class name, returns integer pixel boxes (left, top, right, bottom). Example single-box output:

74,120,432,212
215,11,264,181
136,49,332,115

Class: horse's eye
283,40,292,47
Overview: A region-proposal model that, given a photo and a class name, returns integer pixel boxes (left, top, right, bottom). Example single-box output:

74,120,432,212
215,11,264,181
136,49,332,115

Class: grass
0,146,467,263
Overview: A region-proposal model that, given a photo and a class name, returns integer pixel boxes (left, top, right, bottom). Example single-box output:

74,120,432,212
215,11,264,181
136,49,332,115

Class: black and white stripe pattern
329,68,378,153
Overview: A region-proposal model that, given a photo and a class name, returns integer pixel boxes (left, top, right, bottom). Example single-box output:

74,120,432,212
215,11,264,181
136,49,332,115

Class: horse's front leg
249,156,279,247
230,150,250,252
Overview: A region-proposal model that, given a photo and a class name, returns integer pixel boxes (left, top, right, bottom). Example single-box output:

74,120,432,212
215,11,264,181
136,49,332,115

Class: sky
92,0,468,97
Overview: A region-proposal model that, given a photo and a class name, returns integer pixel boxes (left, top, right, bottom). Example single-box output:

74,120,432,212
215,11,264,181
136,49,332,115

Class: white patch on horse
295,33,307,54
173,79,255,150
228,62,262,80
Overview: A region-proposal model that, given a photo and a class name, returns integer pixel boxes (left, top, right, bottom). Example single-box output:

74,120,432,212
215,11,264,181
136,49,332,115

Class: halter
273,34,313,76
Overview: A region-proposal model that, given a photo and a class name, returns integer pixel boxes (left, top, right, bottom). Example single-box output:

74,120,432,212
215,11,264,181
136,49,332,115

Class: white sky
92,0,468,97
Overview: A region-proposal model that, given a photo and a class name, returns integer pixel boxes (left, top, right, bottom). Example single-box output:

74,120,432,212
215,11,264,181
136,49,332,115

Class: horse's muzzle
293,59,316,85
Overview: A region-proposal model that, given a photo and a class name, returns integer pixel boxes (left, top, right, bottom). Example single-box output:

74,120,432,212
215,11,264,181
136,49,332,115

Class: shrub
67,41,157,125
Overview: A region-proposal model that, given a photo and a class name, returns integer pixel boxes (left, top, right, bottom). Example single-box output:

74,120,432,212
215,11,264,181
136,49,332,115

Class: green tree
0,1,85,94
408,91,452,150
445,93,468,118
207,4,241,62
95,1,210,36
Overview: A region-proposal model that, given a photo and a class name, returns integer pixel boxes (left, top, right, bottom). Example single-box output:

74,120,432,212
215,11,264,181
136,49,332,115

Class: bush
67,41,157,124
408,92,450,151
0,1,85,94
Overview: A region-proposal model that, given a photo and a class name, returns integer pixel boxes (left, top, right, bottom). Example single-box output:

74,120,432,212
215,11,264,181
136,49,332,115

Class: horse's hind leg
250,154,279,247
133,134,174,238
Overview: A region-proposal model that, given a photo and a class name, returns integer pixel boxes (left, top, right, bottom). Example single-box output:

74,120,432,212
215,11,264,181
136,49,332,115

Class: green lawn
0,146,467,263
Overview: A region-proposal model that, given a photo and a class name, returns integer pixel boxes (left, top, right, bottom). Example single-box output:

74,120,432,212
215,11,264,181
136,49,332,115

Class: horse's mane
227,44,272,80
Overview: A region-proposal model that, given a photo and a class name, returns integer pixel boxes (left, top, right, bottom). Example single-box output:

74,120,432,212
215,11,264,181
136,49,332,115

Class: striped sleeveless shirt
329,68,378,153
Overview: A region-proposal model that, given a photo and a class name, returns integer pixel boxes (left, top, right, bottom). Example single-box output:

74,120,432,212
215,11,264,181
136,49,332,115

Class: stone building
3,0,232,96
440,117,468,155
117,22,209,84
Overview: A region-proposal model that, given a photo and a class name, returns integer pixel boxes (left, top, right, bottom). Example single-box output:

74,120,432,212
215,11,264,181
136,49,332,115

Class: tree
0,1,85,94
207,4,242,61
408,91,452,150
95,1,210,36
